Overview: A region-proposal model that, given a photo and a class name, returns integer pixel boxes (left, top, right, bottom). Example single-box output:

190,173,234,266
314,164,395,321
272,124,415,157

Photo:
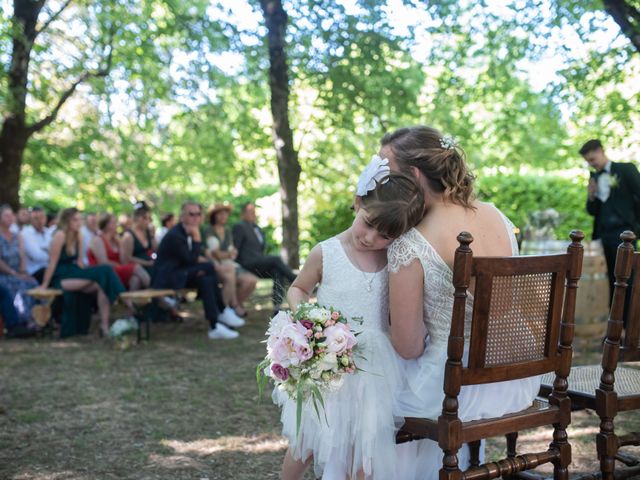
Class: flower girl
274,157,425,480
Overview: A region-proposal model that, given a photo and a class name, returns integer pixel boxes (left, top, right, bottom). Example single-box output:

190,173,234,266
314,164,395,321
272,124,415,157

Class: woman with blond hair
41,207,125,337
382,126,541,479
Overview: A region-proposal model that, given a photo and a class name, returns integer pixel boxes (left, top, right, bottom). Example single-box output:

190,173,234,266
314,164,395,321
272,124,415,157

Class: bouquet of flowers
256,303,360,433
109,317,138,350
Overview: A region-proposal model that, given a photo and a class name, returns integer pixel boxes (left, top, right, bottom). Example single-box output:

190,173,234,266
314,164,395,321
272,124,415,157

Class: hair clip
439,136,457,150
356,155,390,196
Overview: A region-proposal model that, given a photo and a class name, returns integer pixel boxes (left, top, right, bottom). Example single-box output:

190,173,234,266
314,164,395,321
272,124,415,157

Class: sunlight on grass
161,434,287,455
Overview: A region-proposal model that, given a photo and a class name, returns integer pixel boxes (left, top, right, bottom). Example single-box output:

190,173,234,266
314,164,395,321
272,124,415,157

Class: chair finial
569,230,585,244
620,230,637,244
457,231,473,247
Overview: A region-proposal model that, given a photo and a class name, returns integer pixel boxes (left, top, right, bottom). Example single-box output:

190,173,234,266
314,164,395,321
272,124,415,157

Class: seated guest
0,205,39,329
205,203,257,317
155,212,175,244
80,212,98,265
0,283,36,337
10,206,30,234
232,202,296,312
152,201,244,340
46,212,58,229
121,201,156,274
41,208,125,338
88,213,150,291
22,206,53,283
117,213,132,235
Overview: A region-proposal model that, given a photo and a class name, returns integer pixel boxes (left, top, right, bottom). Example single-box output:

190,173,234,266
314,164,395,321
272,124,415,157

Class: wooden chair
396,230,585,480
539,231,640,480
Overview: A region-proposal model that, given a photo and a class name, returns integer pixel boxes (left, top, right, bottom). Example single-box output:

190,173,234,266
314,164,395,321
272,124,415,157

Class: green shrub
475,173,592,240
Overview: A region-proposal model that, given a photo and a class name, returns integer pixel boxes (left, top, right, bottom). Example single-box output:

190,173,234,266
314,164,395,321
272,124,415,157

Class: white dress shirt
596,161,613,203
22,225,53,274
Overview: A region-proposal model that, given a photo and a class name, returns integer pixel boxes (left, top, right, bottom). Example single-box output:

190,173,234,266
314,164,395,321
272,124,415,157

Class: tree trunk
260,0,301,269
0,0,44,209
603,0,640,53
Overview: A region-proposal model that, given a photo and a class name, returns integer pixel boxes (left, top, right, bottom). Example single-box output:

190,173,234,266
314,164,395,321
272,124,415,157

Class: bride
382,126,541,479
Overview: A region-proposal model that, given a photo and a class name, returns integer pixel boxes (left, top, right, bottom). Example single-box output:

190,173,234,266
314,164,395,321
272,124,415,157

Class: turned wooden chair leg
440,448,464,480
468,440,481,468
550,423,571,480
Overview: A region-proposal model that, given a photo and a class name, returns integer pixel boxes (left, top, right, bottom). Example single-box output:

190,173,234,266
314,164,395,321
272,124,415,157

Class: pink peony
295,343,313,362
270,363,290,381
323,323,358,354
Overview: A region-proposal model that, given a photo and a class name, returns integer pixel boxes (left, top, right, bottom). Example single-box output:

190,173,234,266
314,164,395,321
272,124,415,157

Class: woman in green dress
41,207,125,337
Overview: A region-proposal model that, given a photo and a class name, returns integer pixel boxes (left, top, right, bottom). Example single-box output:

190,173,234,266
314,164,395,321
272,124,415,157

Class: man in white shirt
80,212,99,265
21,207,52,283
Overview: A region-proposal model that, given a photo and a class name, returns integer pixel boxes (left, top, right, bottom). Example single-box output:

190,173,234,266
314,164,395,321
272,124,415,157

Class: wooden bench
25,288,64,332
119,289,176,342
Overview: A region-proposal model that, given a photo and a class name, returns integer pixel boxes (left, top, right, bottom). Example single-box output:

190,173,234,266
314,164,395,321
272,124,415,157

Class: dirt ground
1,286,639,479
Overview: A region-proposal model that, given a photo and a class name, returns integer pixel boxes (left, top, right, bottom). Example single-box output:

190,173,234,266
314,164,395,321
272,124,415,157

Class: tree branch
603,0,640,53
27,43,113,134
35,0,74,37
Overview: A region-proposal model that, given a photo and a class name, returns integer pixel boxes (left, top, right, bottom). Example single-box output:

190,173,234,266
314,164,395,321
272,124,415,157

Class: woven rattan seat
543,366,640,400
396,231,584,480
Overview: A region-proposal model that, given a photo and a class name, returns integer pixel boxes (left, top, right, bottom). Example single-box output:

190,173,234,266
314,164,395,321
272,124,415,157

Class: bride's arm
287,244,322,313
389,259,427,359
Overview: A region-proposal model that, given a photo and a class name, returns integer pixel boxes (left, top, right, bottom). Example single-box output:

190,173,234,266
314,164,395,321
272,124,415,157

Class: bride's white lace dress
273,236,403,480
388,208,542,480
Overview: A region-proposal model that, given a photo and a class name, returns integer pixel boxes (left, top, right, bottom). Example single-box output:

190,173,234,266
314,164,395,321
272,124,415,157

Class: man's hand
185,225,201,242
588,178,597,201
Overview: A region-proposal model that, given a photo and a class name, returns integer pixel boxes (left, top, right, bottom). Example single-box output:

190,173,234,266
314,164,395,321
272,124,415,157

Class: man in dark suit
152,201,244,340
583,139,640,308
232,202,296,311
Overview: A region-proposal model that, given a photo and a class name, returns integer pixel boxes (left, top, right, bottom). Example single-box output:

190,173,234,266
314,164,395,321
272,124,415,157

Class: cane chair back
397,230,585,480
462,254,574,385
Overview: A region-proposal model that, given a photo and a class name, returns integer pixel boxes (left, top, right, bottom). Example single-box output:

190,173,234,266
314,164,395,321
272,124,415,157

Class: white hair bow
356,155,390,196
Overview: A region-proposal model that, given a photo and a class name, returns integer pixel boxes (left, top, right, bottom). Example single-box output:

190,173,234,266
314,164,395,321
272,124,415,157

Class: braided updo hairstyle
380,126,475,209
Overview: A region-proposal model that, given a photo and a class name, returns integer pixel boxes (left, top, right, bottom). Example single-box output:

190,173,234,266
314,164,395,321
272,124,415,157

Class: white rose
328,374,345,391
307,308,323,321
316,352,338,372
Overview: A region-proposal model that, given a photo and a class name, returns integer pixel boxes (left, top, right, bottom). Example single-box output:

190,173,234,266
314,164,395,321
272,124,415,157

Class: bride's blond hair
381,126,475,209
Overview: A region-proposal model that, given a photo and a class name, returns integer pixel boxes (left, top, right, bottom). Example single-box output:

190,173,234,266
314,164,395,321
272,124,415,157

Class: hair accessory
356,155,390,196
439,136,457,150
133,200,147,211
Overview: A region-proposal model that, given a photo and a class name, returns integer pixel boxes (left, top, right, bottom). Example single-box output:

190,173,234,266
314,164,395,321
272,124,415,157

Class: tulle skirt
273,328,404,480
394,337,542,480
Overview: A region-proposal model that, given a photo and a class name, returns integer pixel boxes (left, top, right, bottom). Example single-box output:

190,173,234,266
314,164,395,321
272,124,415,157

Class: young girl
274,157,425,480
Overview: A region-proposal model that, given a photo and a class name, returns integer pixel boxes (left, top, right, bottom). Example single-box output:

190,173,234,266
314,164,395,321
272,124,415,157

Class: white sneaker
219,306,246,328
208,323,239,340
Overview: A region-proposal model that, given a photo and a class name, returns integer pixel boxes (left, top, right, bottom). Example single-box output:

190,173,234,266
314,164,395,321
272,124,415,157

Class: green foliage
3,0,637,260
475,172,593,239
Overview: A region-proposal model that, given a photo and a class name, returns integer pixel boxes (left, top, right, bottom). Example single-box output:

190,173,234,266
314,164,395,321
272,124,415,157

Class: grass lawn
1,282,639,479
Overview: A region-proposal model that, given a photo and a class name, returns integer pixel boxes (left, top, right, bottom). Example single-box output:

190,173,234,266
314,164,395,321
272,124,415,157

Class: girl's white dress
273,236,403,480
388,207,542,480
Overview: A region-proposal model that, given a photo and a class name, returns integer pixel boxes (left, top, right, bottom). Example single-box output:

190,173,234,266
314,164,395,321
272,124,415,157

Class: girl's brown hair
359,173,425,239
58,207,80,255
381,126,475,208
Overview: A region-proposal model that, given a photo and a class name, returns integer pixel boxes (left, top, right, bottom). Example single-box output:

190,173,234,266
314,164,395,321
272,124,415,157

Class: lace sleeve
388,231,420,273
